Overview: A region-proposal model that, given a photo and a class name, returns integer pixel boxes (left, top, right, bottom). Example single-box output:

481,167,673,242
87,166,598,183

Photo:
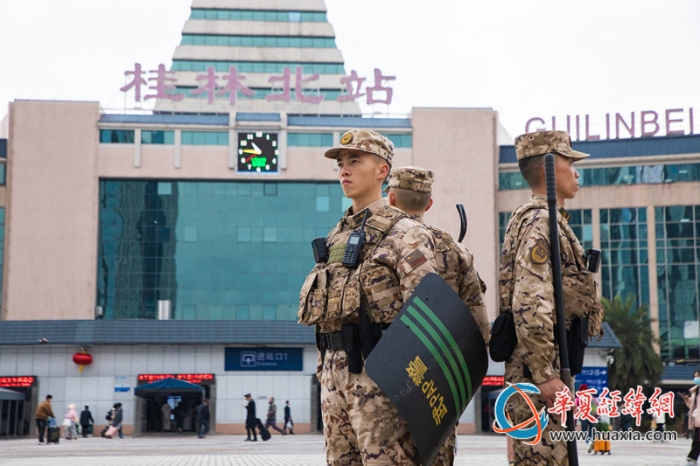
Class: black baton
544,153,579,466
456,204,467,243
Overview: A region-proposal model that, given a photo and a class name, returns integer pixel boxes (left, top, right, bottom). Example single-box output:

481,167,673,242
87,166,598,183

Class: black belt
318,331,344,351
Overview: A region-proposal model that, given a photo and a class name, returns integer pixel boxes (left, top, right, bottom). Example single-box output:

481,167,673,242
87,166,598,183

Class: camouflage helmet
384,166,434,193
324,129,394,166
514,130,589,161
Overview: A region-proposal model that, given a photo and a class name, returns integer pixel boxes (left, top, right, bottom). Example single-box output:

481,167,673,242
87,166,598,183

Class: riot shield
365,273,488,466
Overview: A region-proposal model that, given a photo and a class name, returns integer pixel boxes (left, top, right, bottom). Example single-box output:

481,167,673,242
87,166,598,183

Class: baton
456,204,467,242
544,153,579,466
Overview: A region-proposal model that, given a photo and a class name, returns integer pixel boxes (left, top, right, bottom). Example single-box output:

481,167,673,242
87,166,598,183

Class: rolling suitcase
104,425,119,439
47,426,60,444
592,422,612,455
593,438,611,454
256,418,271,441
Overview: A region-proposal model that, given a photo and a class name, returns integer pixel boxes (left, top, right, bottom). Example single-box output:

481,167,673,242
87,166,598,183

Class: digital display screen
348,236,359,245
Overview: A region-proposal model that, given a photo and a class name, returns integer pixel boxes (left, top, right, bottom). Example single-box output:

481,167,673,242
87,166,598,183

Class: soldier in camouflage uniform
386,166,491,466
500,130,604,465
299,130,438,465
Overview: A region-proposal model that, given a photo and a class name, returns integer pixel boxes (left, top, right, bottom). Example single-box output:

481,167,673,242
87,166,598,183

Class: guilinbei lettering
525,108,696,140
549,428,678,443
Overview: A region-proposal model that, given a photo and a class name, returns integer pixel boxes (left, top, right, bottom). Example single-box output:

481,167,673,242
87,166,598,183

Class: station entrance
134,374,215,436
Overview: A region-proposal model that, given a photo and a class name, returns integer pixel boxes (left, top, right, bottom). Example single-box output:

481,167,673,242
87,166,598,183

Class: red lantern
73,350,93,372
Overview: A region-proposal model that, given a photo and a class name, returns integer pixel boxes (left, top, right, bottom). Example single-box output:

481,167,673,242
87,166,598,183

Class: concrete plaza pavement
0,432,693,466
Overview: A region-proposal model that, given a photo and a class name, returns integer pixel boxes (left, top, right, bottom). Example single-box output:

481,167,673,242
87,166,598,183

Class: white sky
1,0,699,139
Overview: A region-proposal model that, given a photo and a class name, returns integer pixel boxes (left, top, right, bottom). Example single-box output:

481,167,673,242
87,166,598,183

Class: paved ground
0,432,693,466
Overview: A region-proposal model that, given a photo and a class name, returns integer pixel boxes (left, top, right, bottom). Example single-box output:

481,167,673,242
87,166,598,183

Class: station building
0,0,697,438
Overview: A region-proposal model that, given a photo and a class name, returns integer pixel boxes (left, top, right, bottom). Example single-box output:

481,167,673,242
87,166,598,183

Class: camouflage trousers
320,349,421,465
430,428,455,466
506,391,568,466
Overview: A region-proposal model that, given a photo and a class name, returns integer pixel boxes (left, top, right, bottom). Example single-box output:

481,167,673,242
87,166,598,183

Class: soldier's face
554,154,580,200
336,150,386,199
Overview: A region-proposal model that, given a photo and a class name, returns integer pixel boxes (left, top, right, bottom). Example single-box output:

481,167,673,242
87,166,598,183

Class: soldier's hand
536,378,567,409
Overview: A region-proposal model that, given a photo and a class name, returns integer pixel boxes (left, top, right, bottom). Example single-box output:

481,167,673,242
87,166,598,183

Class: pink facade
4,101,100,320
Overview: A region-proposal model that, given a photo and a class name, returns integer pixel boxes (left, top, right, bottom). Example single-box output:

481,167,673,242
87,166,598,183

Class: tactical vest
499,200,603,336
298,205,407,329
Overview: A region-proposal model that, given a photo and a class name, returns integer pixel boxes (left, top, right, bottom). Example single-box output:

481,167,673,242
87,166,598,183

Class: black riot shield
365,273,488,466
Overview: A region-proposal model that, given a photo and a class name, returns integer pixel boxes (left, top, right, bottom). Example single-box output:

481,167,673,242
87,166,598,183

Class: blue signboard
225,347,303,371
576,366,608,394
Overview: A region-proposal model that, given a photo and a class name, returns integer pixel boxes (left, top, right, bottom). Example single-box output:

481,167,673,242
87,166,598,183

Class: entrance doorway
142,391,208,433
0,387,30,437
133,376,213,436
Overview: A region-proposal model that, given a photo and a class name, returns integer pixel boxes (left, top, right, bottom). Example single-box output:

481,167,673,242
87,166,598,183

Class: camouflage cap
384,166,434,193
324,129,394,166
514,130,589,161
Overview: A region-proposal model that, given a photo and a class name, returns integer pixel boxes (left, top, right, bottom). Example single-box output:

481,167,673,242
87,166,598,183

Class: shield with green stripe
365,273,488,466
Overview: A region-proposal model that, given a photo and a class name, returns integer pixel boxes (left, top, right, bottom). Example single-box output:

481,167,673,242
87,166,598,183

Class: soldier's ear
377,162,390,181
387,191,397,206
424,198,434,212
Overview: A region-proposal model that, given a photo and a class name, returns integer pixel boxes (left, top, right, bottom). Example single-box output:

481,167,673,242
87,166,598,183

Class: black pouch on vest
566,317,588,376
489,312,517,362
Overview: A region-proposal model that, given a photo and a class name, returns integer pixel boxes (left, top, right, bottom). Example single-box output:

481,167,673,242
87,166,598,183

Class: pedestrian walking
35,394,55,445
63,404,79,440
112,403,124,439
244,394,257,441
264,397,284,435
196,399,210,439
283,400,294,435
80,405,94,438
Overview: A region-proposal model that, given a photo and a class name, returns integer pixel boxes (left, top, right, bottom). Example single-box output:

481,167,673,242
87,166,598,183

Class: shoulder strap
365,205,406,235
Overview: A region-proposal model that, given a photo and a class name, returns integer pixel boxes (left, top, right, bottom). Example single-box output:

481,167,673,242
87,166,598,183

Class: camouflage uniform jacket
409,215,491,345
299,198,438,333
500,194,603,385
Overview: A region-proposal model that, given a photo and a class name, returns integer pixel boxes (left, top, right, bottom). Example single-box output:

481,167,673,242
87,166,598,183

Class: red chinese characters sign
121,64,395,106
0,376,35,388
481,376,504,387
137,373,214,384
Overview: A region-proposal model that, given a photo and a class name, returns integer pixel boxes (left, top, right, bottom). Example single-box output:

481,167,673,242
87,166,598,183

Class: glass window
288,133,333,147
191,9,327,23
142,130,174,145
499,172,527,190
100,129,135,144
316,196,330,212
0,164,5,186
172,60,346,75
599,207,649,336
97,180,346,321
655,205,700,360
383,134,412,148
181,131,228,146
